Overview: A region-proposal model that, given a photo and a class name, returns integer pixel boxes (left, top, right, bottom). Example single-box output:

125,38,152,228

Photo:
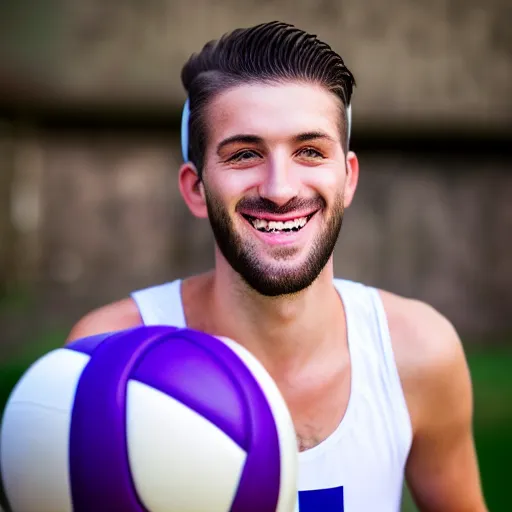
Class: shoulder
65,298,143,344
378,289,472,434
378,289,460,351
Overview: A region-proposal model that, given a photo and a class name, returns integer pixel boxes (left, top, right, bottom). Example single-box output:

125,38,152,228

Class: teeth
253,218,268,230
250,216,308,232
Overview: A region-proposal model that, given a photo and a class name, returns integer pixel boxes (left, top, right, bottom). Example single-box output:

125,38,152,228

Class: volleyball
0,326,298,512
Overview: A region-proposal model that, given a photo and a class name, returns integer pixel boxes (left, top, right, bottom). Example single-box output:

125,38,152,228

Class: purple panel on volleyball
66,326,283,512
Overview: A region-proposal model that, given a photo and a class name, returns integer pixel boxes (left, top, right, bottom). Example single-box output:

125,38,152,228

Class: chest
277,363,351,452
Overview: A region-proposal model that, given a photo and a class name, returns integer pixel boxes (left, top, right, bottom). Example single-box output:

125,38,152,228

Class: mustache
236,196,326,216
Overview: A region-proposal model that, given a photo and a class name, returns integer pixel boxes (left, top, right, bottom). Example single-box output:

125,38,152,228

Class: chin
243,275,317,297
240,260,322,297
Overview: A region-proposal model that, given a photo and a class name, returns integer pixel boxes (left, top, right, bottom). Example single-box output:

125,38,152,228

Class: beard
203,188,344,297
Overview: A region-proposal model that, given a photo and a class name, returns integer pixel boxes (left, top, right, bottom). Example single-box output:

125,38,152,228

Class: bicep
405,336,486,511
406,413,483,511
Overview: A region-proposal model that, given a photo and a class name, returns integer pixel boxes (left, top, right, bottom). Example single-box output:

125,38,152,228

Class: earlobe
344,151,359,208
178,163,209,219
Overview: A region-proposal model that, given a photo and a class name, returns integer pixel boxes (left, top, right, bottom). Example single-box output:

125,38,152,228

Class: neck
206,254,346,376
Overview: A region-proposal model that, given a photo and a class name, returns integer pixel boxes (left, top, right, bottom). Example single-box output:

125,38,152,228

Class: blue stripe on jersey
298,486,344,511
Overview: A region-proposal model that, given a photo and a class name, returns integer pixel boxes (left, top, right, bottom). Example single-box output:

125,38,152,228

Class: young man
67,22,487,512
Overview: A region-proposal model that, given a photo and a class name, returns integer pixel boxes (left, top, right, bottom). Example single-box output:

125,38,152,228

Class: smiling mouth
241,212,317,233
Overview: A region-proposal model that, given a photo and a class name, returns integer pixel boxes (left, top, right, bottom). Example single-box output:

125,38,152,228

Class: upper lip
239,210,318,222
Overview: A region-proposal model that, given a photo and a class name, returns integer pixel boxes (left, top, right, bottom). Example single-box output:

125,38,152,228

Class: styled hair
181,21,356,177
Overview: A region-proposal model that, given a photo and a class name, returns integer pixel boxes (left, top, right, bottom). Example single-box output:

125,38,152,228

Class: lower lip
242,214,317,246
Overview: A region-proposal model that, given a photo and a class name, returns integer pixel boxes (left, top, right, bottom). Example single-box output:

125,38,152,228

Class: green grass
466,348,512,512
0,332,511,511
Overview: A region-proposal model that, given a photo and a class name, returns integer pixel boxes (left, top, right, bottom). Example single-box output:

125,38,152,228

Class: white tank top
131,278,413,512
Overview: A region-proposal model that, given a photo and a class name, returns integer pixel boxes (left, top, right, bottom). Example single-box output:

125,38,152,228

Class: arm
405,319,486,511
382,293,488,512
65,298,143,343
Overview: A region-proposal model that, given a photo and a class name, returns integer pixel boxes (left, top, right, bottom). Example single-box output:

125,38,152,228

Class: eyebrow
216,135,263,155
216,131,336,155
294,131,336,144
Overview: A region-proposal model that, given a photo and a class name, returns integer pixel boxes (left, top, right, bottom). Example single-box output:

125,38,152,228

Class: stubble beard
204,187,345,297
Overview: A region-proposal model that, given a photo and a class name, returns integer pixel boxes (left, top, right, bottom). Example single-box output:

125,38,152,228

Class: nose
258,156,300,206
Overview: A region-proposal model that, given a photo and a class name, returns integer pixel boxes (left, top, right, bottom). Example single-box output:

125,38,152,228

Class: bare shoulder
378,289,472,432
65,298,143,344
378,289,463,362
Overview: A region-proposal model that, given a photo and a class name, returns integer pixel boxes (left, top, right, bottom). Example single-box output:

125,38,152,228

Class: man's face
201,82,351,296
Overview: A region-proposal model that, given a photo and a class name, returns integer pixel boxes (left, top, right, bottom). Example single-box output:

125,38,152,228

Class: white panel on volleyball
126,380,247,512
0,348,90,512
217,337,299,512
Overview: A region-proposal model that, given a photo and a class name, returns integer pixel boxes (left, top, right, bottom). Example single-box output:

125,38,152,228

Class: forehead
205,82,342,144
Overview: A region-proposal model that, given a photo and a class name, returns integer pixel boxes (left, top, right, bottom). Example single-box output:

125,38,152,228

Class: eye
297,147,325,159
228,150,261,162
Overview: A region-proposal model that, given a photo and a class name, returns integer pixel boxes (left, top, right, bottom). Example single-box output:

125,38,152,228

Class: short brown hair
181,21,356,176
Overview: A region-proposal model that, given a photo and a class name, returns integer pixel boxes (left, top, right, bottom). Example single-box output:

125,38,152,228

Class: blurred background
0,1,510,510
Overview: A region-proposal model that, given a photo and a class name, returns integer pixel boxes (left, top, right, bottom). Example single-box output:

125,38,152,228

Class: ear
343,150,359,208
178,163,208,219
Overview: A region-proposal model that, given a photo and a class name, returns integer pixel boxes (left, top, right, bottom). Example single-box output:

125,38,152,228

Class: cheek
206,168,263,202
203,174,247,213
300,165,345,199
